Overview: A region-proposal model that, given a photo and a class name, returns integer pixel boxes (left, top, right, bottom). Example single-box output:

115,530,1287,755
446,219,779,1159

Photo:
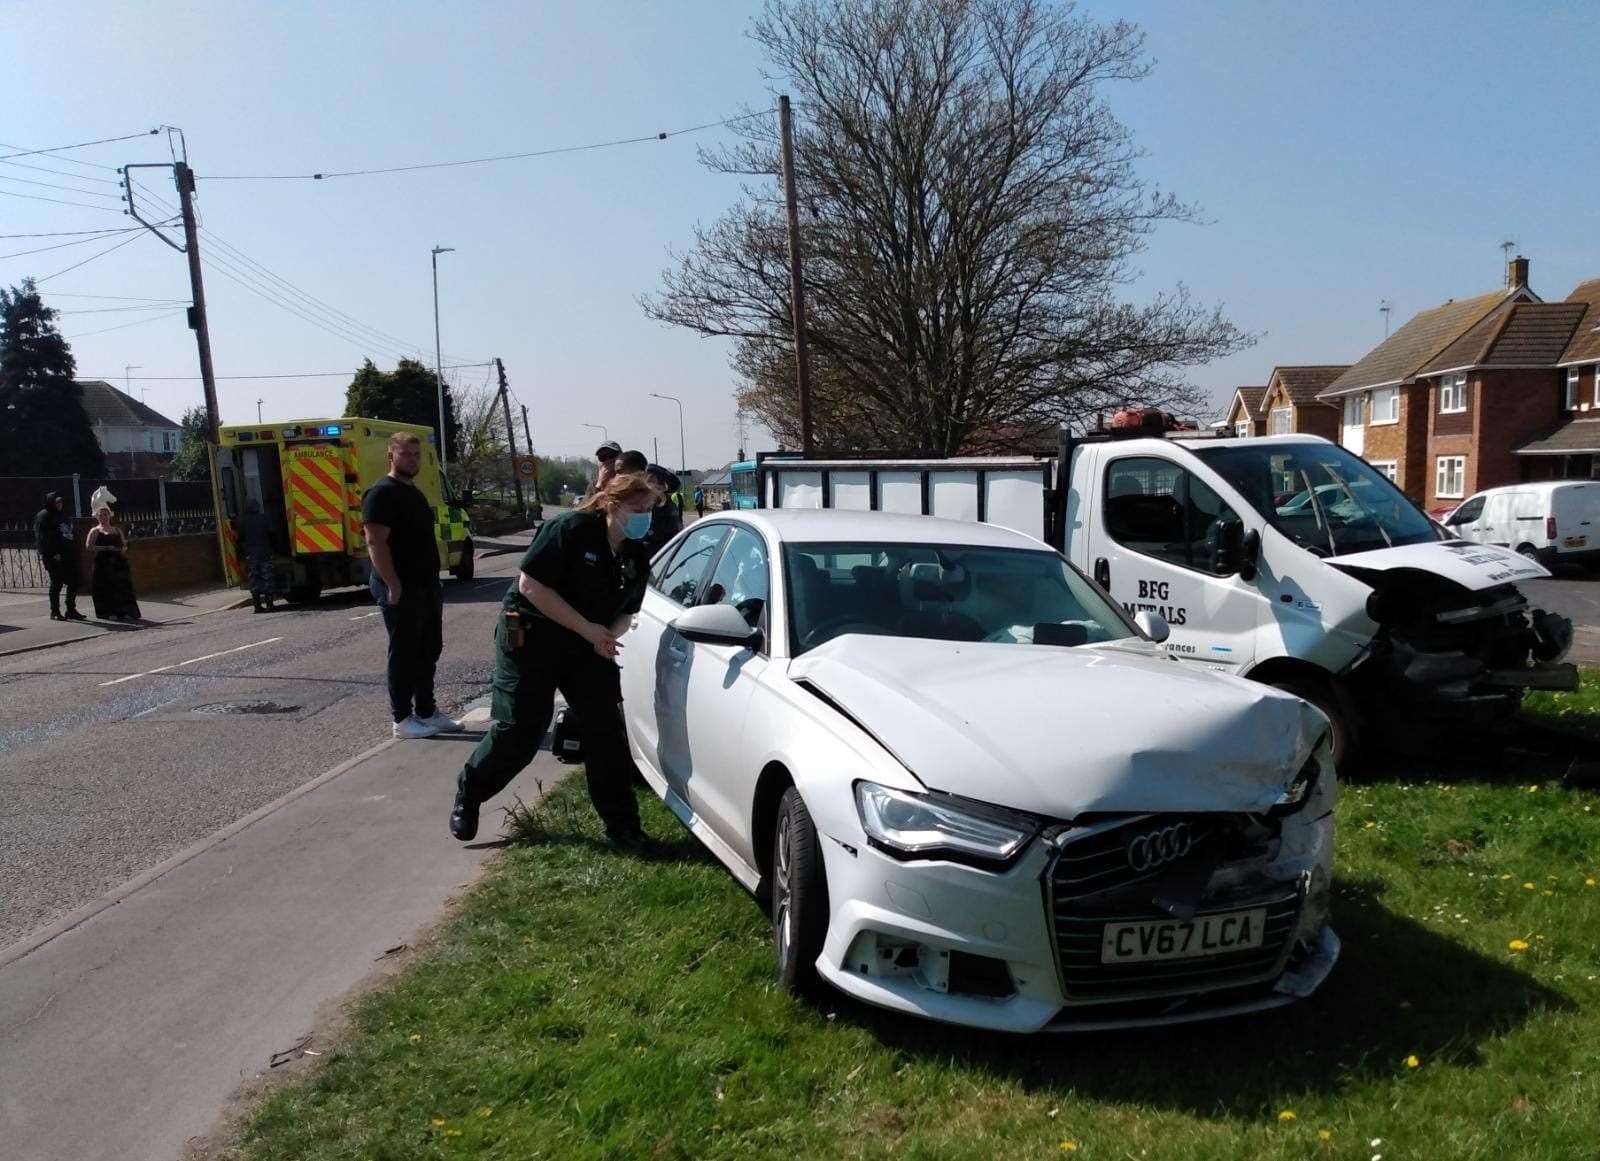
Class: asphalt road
0,546,525,951
1520,572,1600,663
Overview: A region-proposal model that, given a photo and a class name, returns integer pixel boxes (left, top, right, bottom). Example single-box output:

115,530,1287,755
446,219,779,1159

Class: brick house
1517,279,1600,479
1315,258,1600,510
1221,386,1267,437
1257,366,1346,440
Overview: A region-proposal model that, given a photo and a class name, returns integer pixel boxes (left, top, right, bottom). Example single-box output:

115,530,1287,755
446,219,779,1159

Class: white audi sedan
621,511,1338,1032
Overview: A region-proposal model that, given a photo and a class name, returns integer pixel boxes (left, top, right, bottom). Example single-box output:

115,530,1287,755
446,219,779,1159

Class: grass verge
236,740,1600,1158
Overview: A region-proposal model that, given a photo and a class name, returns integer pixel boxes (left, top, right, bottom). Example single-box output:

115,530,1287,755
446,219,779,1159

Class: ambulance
208,417,475,603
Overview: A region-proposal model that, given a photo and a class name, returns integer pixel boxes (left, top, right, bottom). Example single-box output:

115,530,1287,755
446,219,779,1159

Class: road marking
349,610,383,620
98,637,284,686
475,578,504,589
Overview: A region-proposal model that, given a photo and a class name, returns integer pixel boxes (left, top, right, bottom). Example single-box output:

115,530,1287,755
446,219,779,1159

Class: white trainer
393,714,441,740
416,710,463,733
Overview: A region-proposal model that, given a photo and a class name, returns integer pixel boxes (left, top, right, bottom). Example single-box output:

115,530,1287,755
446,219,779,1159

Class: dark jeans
456,621,641,837
376,578,443,723
42,555,78,614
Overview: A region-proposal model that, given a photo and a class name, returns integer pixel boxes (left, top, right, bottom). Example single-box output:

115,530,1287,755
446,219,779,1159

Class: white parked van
1441,481,1600,569
757,434,1577,766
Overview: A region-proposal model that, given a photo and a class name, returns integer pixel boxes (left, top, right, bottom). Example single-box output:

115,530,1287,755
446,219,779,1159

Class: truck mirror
1209,518,1244,577
1240,528,1261,582
1133,610,1170,643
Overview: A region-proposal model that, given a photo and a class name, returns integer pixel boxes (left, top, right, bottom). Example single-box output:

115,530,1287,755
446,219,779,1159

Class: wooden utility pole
779,94,814,456
175,163,221,442
495,358,525,514
520,403,541,507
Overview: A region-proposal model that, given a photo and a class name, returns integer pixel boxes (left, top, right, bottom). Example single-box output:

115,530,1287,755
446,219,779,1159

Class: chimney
1507,255,1530,290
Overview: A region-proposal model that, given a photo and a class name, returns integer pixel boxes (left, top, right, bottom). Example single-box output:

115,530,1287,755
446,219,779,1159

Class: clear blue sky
3,1,1595,464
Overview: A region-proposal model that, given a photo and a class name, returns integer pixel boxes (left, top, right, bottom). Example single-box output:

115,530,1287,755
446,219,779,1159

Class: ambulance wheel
451,538,475,581
1271,675,1353,772
288,580,322,605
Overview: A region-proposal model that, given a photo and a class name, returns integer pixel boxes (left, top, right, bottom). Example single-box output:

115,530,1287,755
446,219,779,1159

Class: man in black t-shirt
361,431,458,739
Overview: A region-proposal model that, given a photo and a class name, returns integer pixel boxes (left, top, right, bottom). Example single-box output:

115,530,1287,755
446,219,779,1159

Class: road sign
513,454,540,480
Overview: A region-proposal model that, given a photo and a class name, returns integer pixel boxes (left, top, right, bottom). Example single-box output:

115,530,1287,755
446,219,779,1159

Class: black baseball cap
596,440,622,459
646,464,681,492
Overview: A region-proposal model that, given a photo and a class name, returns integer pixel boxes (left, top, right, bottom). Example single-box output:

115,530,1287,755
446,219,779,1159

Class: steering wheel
800,616,883,649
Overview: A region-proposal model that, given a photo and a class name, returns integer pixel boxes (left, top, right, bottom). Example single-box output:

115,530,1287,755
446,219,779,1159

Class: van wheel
772,787,829,993
1516,543,1542,563
451,538,476,581
1270,676,1354,771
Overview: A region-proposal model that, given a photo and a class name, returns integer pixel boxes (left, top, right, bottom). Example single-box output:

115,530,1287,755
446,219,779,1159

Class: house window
1342,394,1365,427
1568,367,1581,410
1592,364,1600,407
1440,373,1469,414
1268,407,1291,435
1371,387,1399,425
1369,460,1399,483
1436,456,1466,499
1234,421,1250,438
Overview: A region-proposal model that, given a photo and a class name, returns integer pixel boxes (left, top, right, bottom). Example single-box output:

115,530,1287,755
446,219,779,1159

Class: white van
1441,481,1600,569
757,434,1577,766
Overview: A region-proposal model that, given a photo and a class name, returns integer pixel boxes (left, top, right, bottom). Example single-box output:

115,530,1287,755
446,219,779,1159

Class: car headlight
854,782,1036,867
1270,735,1330,816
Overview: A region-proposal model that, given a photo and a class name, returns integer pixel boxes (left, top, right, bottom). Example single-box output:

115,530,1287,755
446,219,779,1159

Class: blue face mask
623,511,652,539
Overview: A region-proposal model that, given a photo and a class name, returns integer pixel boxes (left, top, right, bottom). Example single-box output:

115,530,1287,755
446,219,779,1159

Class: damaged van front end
1328,541,1576,726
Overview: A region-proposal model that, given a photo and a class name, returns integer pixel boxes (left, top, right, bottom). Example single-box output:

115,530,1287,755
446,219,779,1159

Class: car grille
1046,814,1300,1005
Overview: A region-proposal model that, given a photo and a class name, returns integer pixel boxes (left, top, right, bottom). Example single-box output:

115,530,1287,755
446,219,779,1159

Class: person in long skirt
86,505,142,623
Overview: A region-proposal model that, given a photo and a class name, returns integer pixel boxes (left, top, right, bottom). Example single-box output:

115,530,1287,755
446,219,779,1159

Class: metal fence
0,509,217,590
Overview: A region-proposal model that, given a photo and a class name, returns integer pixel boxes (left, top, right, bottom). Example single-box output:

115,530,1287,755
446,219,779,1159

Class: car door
678,525,772,860
1085,453,1263,671
622,522,729,800
1443,493,1487,543
1478,491,1517,548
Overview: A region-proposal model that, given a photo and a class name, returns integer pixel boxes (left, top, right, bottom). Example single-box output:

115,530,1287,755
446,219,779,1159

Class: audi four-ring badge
621,510,1339,1033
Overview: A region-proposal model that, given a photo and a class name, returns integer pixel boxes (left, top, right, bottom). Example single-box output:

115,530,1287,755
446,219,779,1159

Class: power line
75,363,494,380
0,172,125,199
65,308,185,340
35,231,148,284
56,303,187,314
0,187,128,213
0,229,145,261
0,156,123,185
0,226,144,240
198,110,770,181
0,129,159,164
42,290,191,301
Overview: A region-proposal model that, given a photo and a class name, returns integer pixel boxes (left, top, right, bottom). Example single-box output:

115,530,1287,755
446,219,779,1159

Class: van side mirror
1133,610,1170,643
1210,518,1244,577
1240,528,1261,582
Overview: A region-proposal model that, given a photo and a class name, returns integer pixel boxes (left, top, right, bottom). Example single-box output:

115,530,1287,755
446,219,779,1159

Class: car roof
700,508,1052,550
1468,480,1600,497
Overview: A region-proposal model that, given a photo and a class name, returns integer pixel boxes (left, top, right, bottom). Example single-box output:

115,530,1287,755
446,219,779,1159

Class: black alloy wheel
772,786,829,992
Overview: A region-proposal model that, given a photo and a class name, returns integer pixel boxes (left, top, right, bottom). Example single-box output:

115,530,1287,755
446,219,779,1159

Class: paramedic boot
449,789,479,842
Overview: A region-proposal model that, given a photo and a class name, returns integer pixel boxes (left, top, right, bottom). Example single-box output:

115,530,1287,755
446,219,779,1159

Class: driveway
1522,572,1600,664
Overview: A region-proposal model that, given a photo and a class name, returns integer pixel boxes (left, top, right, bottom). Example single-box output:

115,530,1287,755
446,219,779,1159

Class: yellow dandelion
1278,1109,1297,1122
477,1106,494,1118
1527,784,1539,792
1319,1129,1333,1141
408,1033,423,1044
1523,882,1536,890
1404,1054,1420,1068
431,1118,446,1128
1499,873,1512,880
1509,939,1530,952
1586,879,1596,888
1363,821,1376,829
1059,1143,1079,1153
444,1128,462,1138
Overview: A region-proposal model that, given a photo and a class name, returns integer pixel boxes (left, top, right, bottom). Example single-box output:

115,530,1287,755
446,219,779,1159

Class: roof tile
1319,289,1514,397
1560,279,1600,365
74,380,181,429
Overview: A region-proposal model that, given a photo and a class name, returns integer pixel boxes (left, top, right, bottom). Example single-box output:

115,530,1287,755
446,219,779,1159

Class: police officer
449,470,661,847
641,464,683,557
34,491,84,621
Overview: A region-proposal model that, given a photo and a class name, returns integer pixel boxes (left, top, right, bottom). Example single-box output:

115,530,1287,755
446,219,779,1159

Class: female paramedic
449,471,662,847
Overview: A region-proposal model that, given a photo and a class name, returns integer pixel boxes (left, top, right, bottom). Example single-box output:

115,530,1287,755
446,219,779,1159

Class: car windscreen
784,542,1136,654
1192,443,1438,557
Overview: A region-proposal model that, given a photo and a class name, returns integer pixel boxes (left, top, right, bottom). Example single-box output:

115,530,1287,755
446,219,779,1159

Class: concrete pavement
0,702,572,1161
0,584,250,659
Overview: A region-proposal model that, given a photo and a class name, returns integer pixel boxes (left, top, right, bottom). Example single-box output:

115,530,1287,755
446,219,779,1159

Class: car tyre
772,786,829,993
1270,675,1355,772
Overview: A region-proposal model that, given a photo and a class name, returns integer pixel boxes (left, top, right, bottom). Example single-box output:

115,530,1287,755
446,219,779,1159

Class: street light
649,392,686,475
430,245,455,466
582,422,609,445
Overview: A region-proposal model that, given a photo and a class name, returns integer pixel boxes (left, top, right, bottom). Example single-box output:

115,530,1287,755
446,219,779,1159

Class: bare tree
645,0,1252,454
449,381,507,504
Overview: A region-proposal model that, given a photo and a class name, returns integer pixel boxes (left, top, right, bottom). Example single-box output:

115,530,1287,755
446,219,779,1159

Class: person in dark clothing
641,464,683,558
582,440,623,500
86,503,141,622
361,431,459,740
693,485,705,518
449,470,661,848
236,498,277,613
34,492,84,621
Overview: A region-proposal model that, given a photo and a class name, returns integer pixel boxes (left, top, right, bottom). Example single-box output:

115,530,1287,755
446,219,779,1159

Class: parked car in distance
1440,480,1600,568
621,509,1338,1033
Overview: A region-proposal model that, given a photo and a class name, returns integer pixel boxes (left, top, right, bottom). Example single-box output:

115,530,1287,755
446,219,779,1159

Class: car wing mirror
1133,610,1170,643
673,602,761,648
